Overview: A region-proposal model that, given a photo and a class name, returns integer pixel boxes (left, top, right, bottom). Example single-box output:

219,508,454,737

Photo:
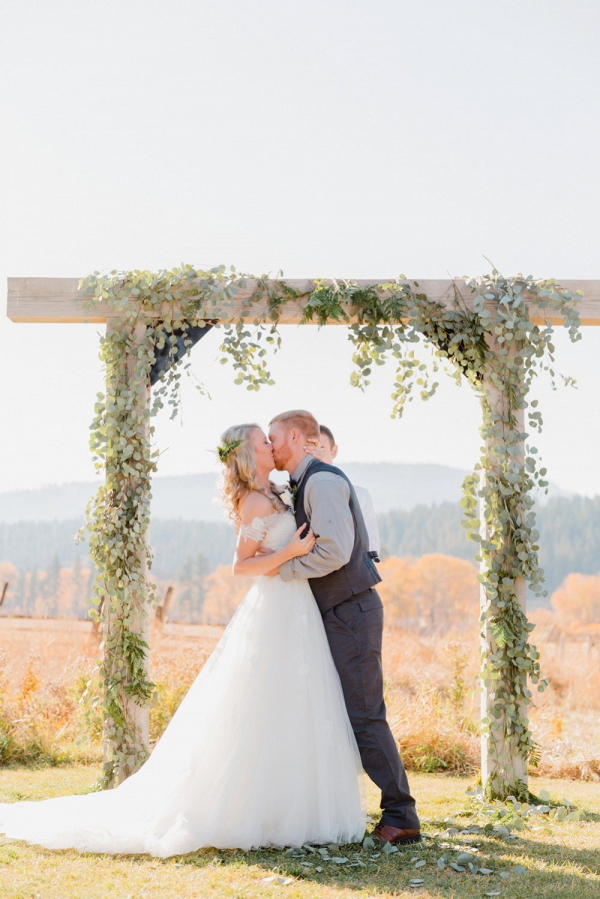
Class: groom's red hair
269,409,319,440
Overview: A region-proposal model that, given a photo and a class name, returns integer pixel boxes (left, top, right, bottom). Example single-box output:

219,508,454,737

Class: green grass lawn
0,765,598,899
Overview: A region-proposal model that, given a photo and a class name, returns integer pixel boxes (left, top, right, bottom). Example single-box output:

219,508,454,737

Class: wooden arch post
6,276,600,794
479,348,528,795
104,316,151,772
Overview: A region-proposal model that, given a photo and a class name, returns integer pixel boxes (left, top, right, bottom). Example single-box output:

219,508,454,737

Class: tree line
0,494,598,611
2,553,599,639
378,494,600,600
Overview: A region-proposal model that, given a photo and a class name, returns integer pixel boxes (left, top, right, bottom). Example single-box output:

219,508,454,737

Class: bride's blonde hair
218,423,286,527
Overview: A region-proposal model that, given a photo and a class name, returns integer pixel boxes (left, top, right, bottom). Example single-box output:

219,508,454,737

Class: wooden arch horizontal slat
7,277,600,324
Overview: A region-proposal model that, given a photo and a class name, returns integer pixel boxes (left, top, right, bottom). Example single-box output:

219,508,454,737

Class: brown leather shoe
371,822,422,844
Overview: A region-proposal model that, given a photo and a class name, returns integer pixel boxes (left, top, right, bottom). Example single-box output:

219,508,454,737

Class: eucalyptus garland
76,265,582,796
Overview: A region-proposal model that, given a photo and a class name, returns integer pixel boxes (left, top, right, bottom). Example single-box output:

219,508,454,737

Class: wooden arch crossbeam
7,276,600,324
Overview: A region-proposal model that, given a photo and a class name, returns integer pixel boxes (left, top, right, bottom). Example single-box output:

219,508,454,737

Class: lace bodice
239,508,296,552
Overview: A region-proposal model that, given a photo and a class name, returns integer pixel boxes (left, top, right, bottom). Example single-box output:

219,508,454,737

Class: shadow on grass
21,823,589,899
156,833,600,898
5,823,598,899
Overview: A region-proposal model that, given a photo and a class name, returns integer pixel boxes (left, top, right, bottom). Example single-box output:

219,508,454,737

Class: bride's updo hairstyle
218,423,285,527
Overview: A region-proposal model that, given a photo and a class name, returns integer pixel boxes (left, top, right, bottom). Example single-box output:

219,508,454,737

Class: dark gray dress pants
322,588,420,830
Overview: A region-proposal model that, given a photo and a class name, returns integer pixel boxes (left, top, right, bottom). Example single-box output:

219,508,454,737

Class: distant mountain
0,474,221,524
0,463,570,524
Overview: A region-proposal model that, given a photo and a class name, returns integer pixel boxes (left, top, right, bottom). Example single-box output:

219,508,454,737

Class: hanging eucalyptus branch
76,264,582,796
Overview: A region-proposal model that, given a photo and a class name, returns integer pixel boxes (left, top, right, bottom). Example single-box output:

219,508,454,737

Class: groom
267,410,421,843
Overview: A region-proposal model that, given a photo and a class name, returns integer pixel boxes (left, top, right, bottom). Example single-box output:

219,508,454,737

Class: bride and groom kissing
0,410,420,857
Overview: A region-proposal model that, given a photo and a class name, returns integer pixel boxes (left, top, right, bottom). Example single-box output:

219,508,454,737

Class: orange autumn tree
551,572,600,633
377,558,421,624
378,554,479,629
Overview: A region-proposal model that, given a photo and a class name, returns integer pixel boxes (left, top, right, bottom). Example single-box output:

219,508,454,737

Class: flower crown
217,438,244,462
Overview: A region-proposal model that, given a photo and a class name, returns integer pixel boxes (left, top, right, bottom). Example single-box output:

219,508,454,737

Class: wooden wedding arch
7,275,600,798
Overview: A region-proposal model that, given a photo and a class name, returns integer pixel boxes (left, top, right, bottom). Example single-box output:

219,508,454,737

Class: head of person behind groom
268,410,320,474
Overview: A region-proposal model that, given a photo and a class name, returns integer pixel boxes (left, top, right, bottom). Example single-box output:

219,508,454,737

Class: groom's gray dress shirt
279,455,355,581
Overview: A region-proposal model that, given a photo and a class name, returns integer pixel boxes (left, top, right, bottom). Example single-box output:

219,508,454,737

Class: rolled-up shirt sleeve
279,473,355,581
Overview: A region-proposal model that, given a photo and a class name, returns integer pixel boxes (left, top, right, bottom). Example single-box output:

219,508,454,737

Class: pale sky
1,0,599,498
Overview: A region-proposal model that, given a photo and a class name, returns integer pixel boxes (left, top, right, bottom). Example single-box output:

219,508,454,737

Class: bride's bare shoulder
238,490,275,522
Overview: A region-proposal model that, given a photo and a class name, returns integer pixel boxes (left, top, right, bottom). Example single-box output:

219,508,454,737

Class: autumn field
1,615,599,898
0,613,598,780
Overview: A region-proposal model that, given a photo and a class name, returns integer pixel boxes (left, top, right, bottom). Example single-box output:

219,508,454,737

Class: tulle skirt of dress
0,574,367,856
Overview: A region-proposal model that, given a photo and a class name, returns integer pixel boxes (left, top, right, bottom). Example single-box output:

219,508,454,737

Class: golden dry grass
0,616,599,780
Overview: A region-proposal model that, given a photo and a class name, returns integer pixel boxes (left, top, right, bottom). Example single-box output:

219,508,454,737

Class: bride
0,423,367,857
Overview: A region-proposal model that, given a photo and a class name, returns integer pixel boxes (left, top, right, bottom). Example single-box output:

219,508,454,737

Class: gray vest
293,460,382,614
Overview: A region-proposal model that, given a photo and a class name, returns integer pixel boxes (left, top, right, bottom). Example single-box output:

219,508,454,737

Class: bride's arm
232,492,315,577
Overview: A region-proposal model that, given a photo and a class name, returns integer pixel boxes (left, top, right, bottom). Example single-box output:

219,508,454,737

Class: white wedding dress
0,508,367,856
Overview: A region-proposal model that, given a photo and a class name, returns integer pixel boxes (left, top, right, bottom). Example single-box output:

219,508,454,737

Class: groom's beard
272,444,292,472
